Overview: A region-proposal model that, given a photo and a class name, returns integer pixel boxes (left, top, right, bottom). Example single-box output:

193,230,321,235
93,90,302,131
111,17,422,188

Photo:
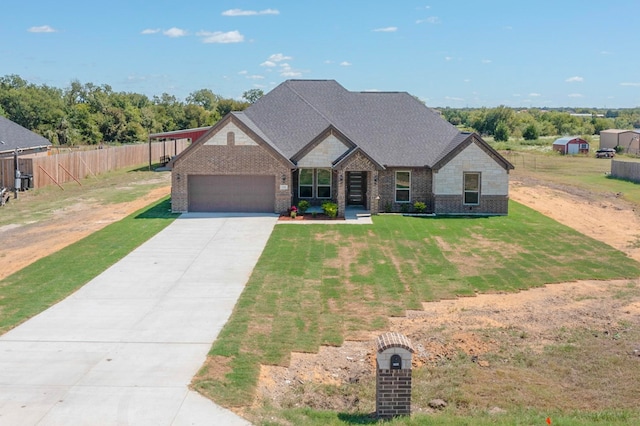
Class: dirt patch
254,176,640,411
0,185,170,281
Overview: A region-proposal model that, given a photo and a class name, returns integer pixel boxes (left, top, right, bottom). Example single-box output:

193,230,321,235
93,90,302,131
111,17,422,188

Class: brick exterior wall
171,123,292,213
434,194,509,215
377,168,432,213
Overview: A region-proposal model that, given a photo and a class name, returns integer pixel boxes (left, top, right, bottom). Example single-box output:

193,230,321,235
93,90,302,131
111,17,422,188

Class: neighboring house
170,80,514,217
0,116,52,157
552,136,589,155
600,129,640,155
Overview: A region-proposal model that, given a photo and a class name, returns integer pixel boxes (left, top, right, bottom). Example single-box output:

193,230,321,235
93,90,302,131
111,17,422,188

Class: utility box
376,332,415,418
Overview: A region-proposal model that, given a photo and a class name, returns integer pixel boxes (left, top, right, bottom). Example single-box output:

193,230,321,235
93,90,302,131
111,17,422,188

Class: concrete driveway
0,213,278,425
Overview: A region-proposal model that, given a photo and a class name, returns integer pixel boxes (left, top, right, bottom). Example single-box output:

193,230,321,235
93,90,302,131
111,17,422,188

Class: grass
0,165,170,228
0,197,179,334
192,201,640,422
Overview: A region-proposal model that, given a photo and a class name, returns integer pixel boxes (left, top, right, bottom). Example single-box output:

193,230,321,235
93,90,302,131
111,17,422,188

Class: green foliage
414,201,427,213
297,200,310,214
494,121,510,141
522,123,540,140
242,88,264,104
0,74,253,145
321,201,338,218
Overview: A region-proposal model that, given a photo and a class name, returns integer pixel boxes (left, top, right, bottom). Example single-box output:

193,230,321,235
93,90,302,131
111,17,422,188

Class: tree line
0,74,264,145
1,74,639,145
440,106,640,142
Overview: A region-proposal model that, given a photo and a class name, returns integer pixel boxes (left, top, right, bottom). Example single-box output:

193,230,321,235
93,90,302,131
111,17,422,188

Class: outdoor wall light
176,173,181,181
374,173,378,185
281,173,286,183
339,173,343,183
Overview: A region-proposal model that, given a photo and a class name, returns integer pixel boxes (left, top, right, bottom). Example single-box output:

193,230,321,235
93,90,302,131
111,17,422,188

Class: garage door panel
188,175,275,212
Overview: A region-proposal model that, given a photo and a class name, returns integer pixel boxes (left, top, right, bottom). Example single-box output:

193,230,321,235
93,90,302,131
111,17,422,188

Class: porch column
337,170,346,218
370,170,380,214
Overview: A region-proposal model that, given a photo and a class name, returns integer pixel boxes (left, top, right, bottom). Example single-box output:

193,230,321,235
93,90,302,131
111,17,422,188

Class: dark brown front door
347,172,366,206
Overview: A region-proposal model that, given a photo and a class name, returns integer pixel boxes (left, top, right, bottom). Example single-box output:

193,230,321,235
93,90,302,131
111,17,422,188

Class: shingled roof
239,79,463,167
0,116,52,155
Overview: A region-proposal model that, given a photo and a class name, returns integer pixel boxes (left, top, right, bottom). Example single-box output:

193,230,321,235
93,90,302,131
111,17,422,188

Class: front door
347,171,367,206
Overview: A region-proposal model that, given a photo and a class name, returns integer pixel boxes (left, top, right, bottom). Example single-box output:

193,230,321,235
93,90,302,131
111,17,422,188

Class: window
317,169,332,198
395,171,410,202
464,172,480,205
299,169,314,198
227,131,235,145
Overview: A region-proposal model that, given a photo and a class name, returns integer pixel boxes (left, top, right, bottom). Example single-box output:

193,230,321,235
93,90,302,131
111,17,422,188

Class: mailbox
375,332,415,418
390,354,402,370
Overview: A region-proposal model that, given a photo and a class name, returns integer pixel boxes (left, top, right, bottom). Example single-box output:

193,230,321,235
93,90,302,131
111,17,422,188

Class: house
0,115,52,190
170,80,514,217
600,129,640,155
0,116,52,157
552,136,589,155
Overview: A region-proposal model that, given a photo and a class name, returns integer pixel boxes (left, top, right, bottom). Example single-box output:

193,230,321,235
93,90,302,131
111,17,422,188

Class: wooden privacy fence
611,159,640,183
0,140,189,190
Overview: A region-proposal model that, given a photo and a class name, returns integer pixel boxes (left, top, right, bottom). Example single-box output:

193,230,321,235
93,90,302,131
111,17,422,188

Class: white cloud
565,76,584,83
163,27,187,37
222,8,279,16
416,17,440,24
463,79,471,83
445,96,464,101
238,70,248,75
444,56,452,61
141,28,160,35
267,53,292,62
620,82,640,87
481,59,492,64
246,75,265,80
600,50,613,55
568,93,583,98
28,25,57,33
324,60,333,64
529,93,541,97
373,27,397,32
340,61,352,66
198,30,244,43
281,70,302,77
260,61,277,67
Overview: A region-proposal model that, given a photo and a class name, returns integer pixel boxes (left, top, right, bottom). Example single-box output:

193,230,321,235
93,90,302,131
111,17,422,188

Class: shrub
400,203,411,213
297,200,310,214
494,121,510,142
384,202,392,213
321,201,338,218
522,123,539,140
414,201,426,213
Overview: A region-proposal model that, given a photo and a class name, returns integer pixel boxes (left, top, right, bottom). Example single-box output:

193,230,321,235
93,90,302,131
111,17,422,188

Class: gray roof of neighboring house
0,115,52,154
239,80,464,168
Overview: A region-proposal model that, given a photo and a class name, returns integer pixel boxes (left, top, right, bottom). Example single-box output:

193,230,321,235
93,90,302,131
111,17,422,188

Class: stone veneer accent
376,332,415,419
377,168,432,213
434,194,509,215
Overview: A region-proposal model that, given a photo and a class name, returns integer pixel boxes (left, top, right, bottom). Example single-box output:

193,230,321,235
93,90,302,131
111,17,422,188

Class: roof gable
432,133,514,171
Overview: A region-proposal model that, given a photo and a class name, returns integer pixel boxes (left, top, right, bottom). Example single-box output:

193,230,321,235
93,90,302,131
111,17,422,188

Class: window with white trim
316,169,332,198
299,169,314,198
395,171,411,202
463,172,480,205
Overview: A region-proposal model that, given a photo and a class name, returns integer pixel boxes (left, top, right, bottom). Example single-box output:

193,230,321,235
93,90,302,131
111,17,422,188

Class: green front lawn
194,201,640,413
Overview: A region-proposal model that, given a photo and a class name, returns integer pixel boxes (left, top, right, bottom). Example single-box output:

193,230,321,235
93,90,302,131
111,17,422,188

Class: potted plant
289,205,298,218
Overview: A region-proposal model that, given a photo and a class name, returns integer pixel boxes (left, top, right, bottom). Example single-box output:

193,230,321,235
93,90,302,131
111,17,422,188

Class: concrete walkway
0,213,278,425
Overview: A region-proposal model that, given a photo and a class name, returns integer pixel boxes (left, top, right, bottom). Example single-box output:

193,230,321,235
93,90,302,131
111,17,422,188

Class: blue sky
2,1,639,108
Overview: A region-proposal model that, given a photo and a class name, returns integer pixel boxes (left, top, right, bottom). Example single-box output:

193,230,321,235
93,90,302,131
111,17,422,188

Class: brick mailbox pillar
376,332,415,419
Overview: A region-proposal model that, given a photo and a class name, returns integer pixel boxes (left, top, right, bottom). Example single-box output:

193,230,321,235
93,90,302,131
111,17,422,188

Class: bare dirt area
0,184,170,281
254,176,640,413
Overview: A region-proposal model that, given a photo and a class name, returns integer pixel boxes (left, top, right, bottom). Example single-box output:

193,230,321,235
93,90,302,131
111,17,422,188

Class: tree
242,88,264,104
186,89,221,111
522,123,539,140
494,121,510,142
